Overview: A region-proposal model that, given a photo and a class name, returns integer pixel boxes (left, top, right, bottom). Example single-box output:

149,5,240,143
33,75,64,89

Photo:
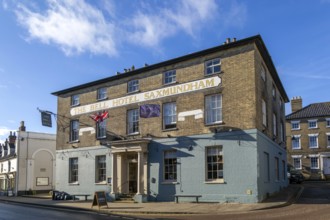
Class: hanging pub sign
41,111,52,127
91,191,108,209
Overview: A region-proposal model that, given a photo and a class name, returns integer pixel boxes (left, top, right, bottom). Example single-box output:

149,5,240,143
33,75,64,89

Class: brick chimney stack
19,121,26,131
291,96,303,113
8,131,16,144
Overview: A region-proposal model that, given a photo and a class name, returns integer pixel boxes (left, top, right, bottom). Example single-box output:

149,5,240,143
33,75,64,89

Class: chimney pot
226,38,231,44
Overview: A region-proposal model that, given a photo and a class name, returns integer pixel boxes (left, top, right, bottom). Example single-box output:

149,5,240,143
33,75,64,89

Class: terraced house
286,97,330,180
52,35,289,203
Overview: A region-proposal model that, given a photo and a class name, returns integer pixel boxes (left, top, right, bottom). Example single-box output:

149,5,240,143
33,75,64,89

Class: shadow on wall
147,126,257,202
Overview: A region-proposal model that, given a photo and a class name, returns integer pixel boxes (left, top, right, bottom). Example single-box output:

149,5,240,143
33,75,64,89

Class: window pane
69,158,78,183
128,80,139,93
206,146,223,180
163,102,177,129
164,70,176,84
127,109,139,134
70,120,79,142
205,58,221,75
205,94,222,124
95,155,106,182
164,150,177,181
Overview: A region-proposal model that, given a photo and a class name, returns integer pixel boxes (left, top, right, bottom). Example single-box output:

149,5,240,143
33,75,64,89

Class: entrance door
128,162,137,194
323,158,330,175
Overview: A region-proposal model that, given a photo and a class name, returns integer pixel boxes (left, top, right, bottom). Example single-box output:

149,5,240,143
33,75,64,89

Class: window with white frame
95,155,106,183
69,157,78,183
97,87,107,100
327,133,330,147
308,119,318,129
310,156,319,169
128,79,139,93
70,120,79,142
292,135,301,149
291,121,300,130
206,146,223,181
127,109,139,134
261,65,266,81
71,94,80,106
292,157,302,170
163,102,176,130
164,70,176,85
273,113,277,136
326,118,330,127
308,134,319,148
205,58,221,75
262,99,267,126
164,150,177,182
96,119,107,139
205,94,222,125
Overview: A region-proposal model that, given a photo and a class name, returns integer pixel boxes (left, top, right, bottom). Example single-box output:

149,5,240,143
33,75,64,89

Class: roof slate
286,102,330,120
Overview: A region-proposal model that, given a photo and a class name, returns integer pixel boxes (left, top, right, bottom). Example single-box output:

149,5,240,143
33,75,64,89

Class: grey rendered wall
148,129,260,203
55,146,112,197
256,130,288,201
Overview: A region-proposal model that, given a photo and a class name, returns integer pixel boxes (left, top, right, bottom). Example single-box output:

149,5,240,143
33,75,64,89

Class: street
141,182,330,220
1,182,330,220
0,202,148,220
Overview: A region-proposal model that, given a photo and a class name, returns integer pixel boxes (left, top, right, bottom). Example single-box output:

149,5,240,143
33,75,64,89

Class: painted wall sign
71,76,221,116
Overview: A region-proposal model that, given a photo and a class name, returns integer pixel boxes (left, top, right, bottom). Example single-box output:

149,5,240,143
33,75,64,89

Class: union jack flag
90,111,109,122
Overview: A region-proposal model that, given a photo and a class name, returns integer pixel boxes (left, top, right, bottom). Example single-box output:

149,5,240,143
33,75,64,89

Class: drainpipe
15,131,20,196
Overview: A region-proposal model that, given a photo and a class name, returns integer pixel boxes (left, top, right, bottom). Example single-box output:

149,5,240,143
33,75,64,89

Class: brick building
52,35,289,203
286,97,330,180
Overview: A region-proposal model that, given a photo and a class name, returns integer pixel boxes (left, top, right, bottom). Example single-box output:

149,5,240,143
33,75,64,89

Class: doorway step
115,193,135,203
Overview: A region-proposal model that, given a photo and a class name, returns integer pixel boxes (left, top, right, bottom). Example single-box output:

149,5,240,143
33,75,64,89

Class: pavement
0,185,303,216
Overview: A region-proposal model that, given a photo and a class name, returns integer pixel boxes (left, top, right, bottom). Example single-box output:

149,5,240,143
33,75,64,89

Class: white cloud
13,0,247,55
0,127,11,144
15,0,117,56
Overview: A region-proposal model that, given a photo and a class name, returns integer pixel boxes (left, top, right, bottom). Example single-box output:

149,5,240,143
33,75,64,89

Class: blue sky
1,0,330,143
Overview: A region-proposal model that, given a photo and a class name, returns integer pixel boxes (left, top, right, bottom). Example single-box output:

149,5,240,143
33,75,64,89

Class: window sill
68,140,80,144
69,182,79,186
71,104,80,107
127,132,140,136
292,148,302,150
162,128,178,132
291,129,301,131
205,121,224,127
97,97,108,101
161,181,179,185
95,182,107,185
308,127,318,130
204,179,225,184
163,81,178,87
309,147,319,149
127,90,140,94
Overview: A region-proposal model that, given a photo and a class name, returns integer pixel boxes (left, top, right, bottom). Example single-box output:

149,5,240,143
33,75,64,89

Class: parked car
287,166,304,184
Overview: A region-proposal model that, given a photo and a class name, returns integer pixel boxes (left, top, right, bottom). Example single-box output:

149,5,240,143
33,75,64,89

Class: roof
286,102,330,120
52,35,289,102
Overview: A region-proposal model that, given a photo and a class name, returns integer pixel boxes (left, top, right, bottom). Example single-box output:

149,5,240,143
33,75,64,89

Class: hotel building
52,35,289,203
